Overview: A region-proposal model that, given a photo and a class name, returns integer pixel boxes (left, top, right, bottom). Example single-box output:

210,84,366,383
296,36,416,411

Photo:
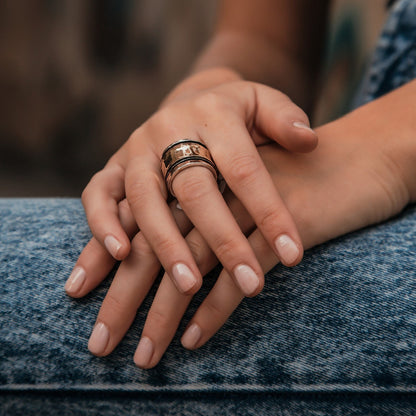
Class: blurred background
0,0,387,197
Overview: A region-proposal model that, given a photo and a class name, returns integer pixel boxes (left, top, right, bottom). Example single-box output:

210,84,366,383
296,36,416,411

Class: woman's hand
79,71,317,297
133,83,415,366
66,80,416,367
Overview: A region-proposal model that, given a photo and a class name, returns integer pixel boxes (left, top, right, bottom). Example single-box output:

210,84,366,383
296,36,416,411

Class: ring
161,139,218,197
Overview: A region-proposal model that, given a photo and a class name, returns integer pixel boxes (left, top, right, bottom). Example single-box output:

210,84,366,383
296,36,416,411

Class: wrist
321,81,416,210
160,67,243,107
351,80,416,205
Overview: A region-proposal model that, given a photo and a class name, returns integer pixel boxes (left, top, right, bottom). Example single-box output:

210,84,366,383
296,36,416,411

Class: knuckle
118,198,131,217
102,292,128,317
130,233,155,258
186,236,210,268
175,174,213,205
151,234,178,258
227,153,260,184
193,91,226,114
202,298,226,322
146,308,172,332
81,173,100,204
258,206,283,230
144,106,179,137
214,236,242,263
125,178,150,210
126,169,162,209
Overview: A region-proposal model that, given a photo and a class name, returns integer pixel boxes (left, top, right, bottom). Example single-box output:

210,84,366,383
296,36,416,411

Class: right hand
80,70,317,297
67,81,414,367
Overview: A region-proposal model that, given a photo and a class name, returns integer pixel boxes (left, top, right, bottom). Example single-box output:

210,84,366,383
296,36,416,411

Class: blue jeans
1,200,416,415
2,0,416,414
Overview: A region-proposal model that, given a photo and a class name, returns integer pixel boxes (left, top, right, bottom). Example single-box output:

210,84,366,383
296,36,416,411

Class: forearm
164,0,330,113
334,78,416,204
191,33,318,113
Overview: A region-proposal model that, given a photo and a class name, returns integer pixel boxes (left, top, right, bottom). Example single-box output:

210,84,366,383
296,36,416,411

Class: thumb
251,83,318,153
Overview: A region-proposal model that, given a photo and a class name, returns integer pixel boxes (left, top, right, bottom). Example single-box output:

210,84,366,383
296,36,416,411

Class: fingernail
65,266,86,294
233,264,259,296
134,336,154,368
293,121,316,134
181,323,202,349
171,263,197,293
88,322,110,355
275,234,300,265
104,235,122,258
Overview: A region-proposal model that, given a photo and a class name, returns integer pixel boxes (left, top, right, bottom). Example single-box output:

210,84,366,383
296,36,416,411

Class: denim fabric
353,0,416,107
2,0,416,414
1,199,416,415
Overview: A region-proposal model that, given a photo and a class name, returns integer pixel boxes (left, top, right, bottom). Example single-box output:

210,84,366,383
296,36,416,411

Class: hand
132,95,413,367
66,81,413,368
79,71,317,298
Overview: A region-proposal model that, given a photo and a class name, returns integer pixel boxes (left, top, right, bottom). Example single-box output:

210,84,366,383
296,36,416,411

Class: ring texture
161,139,218,197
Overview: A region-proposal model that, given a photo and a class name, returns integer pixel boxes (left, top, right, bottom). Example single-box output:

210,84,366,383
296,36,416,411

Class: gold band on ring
161,139,218,197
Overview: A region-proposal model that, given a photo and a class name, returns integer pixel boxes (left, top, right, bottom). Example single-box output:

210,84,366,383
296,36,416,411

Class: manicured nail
233,264,259,296
171,263,197,293
181,323,202,349
134,336,154,368
293,121,316,134
104,235,122,258
275,234,300,265
88,322,110,355
65,266,86,294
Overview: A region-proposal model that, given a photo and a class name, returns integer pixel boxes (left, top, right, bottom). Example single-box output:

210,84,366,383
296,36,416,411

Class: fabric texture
1,0,416,414
353,0,416,107
1,199,416,415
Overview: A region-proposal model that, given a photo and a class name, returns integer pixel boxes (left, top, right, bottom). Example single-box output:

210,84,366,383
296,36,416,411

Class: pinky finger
181,228,278,350
82,164,131,260
65,199,138,298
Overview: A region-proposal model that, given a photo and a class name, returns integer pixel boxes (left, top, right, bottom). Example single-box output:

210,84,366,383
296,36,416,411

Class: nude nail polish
134,337,154,368
275,234,300,265
181,323,202,349
104,235,122,258
171,263,197,293
88,322,110,355
233,264,259,296
65,266,86,294
293,121,316,134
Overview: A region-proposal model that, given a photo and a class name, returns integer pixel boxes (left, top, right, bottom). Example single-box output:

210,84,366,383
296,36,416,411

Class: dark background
0,0,386,197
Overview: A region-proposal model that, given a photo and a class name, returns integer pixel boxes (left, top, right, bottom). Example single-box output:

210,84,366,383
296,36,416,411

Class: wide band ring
161,139,218,197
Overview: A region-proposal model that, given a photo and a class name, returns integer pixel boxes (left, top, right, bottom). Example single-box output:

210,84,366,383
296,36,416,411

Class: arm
78,1,326,298
68,1,331,363
73,76,416,367
179,79,416,352
164,0,330,113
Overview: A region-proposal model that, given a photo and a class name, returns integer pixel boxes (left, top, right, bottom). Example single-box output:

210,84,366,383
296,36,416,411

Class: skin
65,0,416,367
74,0,328,299
67,79,416,368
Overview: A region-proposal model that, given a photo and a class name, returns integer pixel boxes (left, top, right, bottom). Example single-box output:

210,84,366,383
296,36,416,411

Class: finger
134,228,221,368
133,273,192,368
182,228,278,350
172,166,264,297
134,194,256,368
88,232,161,356
88,201,193,357
125,155,204,295
202,116,304,268
250,83,318,152
65,198,138,298
82,160,131,260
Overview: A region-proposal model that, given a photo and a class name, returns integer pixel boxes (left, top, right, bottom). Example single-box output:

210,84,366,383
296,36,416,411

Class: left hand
67,80,415,368
79,78,317,298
